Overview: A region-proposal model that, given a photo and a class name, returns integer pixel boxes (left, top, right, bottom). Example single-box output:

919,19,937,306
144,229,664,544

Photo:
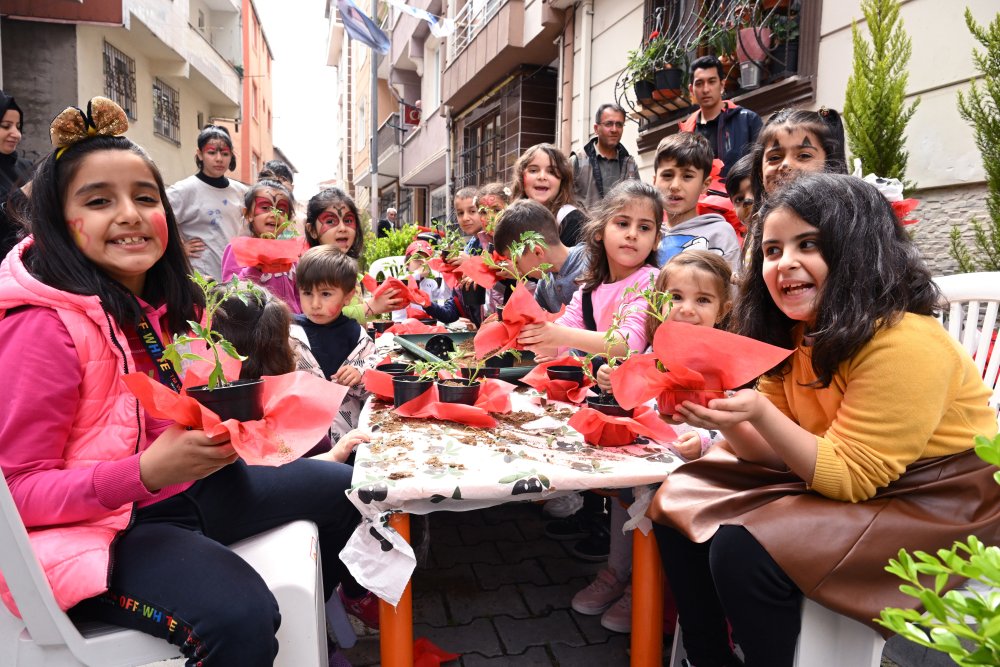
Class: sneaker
339,587,380,630
569,522,611,561
543,492,584,518
600,585,632,633
544,512,595,541
571,568,628,615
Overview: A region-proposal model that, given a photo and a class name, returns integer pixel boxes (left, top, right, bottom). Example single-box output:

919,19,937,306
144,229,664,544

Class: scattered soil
496,411,541,427
388,471,413,480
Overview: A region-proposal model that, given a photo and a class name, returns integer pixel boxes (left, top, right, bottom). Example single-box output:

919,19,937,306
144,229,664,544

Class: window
458,107,502,188
197,9,206,31
197,111,205,129
252,152,260,178
252,83,258,119
103,41,137,120
152,78,180,144
430,45,442,111
267,108,272,132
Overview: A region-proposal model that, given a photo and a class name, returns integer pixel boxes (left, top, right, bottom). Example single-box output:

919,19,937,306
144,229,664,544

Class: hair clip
503,187,512,198
818,106,830,118
50,97,129,159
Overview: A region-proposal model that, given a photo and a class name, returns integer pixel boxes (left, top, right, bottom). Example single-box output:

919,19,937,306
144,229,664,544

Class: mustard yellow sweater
757,313,998,502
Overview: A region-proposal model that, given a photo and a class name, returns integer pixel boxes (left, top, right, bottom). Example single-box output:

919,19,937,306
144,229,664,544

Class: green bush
360,224,418,273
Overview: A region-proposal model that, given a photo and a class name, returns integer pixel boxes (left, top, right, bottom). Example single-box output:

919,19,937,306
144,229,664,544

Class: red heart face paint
150,212,168,248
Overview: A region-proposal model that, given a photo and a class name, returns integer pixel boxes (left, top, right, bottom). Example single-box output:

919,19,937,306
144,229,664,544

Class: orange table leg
631,528,663,667
379,513,413,667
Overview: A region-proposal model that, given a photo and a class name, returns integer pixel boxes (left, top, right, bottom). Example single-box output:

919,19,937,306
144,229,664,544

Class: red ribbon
568,404,678,447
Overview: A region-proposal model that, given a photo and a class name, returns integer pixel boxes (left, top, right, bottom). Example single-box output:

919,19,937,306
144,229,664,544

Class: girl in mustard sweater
649,173,999,667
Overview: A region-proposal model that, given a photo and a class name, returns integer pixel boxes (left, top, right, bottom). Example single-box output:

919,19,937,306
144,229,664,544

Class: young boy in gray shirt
493,200,589,313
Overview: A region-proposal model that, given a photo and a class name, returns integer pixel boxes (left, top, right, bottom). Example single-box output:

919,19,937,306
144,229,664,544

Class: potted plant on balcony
705,20,741,93
768,12,800,80
625,32,667,105
734,3,772,90
652,37,689,100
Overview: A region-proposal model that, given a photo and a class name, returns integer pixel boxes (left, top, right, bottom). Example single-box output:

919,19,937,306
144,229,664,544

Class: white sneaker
600,584,632,633
571,568,628,615
542,492,584,518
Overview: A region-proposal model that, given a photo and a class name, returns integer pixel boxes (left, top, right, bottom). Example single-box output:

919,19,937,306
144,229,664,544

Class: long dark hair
733,173,939,387
578,180,663,292
213,286,295,379
305,187,364,259
25,135,201,334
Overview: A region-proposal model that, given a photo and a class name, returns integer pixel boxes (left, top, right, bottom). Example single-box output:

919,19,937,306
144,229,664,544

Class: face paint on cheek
150,212,168,248
68,218,89,249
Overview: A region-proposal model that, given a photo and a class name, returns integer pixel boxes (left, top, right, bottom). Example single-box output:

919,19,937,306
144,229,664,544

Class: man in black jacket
571,103,640,211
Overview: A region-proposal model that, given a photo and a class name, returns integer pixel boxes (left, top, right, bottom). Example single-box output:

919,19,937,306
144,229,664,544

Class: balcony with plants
617,0,810,142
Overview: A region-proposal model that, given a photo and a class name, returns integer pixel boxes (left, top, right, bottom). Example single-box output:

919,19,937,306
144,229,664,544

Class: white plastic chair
933,271,1000,423
0,467,331,667
368,255,406,282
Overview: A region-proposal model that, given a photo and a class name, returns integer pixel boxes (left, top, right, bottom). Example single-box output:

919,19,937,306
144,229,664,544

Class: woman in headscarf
0,90,31,259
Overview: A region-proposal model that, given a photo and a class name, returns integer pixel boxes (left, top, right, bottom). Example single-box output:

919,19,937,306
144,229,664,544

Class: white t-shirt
167,175,248,280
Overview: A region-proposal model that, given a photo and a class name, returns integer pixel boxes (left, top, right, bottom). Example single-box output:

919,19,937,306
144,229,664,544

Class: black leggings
654,523,804,667
71,458,359,666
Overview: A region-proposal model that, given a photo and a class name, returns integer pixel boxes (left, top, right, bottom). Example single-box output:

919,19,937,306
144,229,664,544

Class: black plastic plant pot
654,67,683,91
392,375,434,408
418,318,438,326
546,365,584,385
371,320,394,334
436,379,481,406
377,362,411,376
425,334,456,359
484,351,516,368
495,307,504,323
634,79,655,103
460,366,501,381
187,378,265,422
468,285,487,306
586,394,633,419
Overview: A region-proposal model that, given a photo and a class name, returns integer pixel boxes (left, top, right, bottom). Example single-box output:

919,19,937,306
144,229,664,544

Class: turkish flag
403,103,421,125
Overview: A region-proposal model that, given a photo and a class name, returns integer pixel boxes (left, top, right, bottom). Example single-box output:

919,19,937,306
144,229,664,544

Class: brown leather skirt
648,446,1000,633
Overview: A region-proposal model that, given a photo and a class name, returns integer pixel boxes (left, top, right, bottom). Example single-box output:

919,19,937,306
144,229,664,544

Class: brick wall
910,182,990,276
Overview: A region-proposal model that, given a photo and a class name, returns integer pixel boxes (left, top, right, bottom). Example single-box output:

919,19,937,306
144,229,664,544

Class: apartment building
0,0,243,185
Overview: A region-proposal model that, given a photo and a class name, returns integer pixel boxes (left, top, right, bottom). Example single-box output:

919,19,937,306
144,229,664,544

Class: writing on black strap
136,314,183,392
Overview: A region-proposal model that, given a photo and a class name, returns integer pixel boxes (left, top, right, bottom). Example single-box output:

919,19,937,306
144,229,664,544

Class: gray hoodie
656,213,740,271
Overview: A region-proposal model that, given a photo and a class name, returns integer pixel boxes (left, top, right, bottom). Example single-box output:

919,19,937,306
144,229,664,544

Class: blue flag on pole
337,0,390,54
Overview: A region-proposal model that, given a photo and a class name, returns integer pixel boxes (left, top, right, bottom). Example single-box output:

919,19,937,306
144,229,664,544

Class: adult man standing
571,104,640,211
376,207,397,238
679,55,762,193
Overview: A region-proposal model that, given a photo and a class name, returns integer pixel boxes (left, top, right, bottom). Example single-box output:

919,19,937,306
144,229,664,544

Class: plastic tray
394,332,536,381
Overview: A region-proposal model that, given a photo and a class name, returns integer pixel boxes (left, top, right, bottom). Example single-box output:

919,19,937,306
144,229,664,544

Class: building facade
0,0,243,186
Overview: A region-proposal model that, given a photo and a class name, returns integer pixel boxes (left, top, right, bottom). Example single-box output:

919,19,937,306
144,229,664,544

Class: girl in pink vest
0,98,360,666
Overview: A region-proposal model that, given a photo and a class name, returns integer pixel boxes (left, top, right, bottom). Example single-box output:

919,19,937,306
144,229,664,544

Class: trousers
71,458,358,666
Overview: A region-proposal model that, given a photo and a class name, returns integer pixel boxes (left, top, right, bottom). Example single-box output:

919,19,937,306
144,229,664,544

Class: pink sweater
556,265,658,352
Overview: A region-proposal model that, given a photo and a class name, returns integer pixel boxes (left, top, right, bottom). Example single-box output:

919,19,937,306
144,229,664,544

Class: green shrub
360,224,418,273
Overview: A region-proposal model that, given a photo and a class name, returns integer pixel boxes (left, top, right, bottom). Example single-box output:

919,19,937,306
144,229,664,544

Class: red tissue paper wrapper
123,361,347,466
362,276,432,308
385,318,448,336
521,356,594,404
568,404,678,447
427,256,461,289
229,236,308,274
473,283,564,358
394,378,516,428
610,320,793,414
414,637,460,667
363,368,396,402
456,251,506,289
892,198,919,226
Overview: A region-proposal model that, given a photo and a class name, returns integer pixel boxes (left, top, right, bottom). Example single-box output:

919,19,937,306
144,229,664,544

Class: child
517,179,662,359
391,239,441,321
167,124,248,280
305,186,403,324
653,132,740,271
493,199,589,314
475,181,512,241
454,186,482,246
291,245,378,443
577,250,733,633
257,159,294,190
651,173,999,667
219,179,301,313
510,143,588,246
0,98,360,665
725,153,754,235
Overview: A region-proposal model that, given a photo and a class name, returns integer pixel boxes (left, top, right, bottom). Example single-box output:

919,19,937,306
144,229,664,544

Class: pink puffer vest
0,238,145,614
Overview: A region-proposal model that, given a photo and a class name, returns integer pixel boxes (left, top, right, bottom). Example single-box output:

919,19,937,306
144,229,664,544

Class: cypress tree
950,8,1000,273
843,0,919,187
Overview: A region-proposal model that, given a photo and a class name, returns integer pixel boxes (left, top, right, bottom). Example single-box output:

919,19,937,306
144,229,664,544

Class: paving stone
480,500,539,525
413,588,449,627
414,617,502,657
461,645,553,666
434,507,490,527
339,635,381,667
446,583,529,624
460,520,524,546
494,610,587,653
549,634,633,665
430,538,505,569
430,520,464,546
538,554,604,584
571,606,621,645
473,559,551,590
495,535,570,562
413,562,476,592
518,579,586,616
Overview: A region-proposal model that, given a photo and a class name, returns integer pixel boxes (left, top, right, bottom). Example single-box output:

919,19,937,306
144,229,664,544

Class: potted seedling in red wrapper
161,272,266,421
581,312,635,418
413,356,483,406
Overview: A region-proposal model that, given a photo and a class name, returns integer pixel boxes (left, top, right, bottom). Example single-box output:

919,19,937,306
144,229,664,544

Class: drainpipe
578,0,594,155
554,32,563,151
443,104,453,227
369,0,379,233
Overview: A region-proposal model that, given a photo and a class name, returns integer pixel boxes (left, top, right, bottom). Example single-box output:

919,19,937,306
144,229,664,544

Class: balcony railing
449,0,507,61
377,113,401,158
